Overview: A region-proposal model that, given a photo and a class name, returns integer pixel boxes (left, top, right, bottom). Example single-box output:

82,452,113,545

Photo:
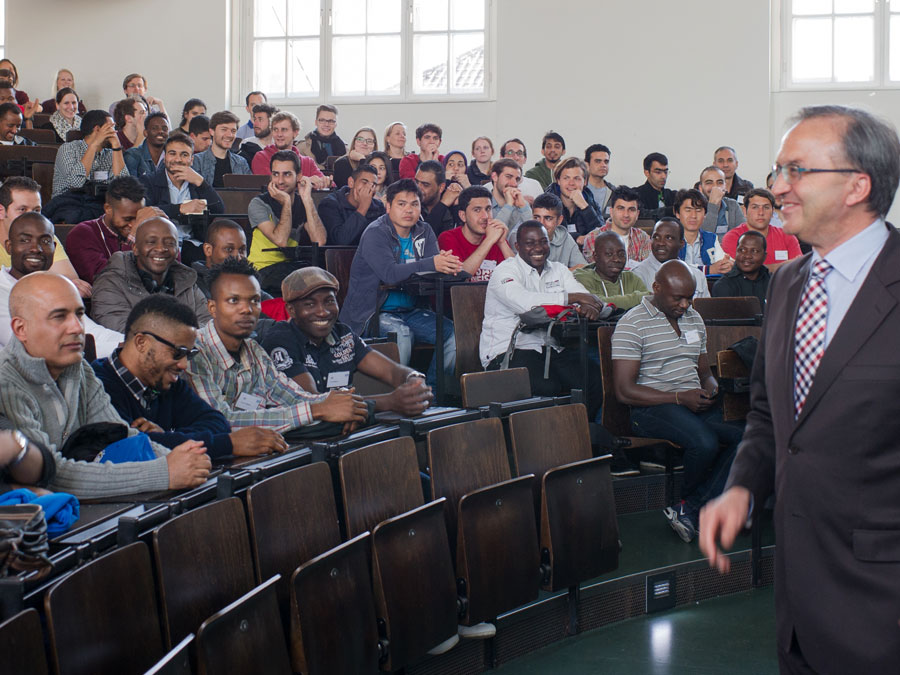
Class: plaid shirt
582,221,651,267
110,349,157,409
51,140,129,197
185,321,326,431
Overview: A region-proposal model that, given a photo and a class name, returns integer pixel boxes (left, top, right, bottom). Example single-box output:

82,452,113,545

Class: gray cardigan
701,196,746,239
0,338,170,498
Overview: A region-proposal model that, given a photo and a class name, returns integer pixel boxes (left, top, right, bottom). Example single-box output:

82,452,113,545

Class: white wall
7,0,900,222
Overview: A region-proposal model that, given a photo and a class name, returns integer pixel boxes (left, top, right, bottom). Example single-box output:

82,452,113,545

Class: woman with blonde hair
333,126,378,188
41,69,87,115
383,121,408,175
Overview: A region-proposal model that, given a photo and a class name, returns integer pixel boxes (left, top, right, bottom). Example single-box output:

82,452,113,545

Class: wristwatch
7,430,28,467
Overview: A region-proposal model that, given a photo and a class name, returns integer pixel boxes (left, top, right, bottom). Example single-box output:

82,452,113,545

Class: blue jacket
318,186,386,246
338,214,439,335
140,165,225,220
678,229,718,267
545,183,603,238
191,148,250,186
123,142,159,179
92,357,234,458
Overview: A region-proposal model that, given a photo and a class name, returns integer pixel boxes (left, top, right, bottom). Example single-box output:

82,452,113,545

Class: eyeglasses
354,137,375,146
139,331,200,361
317,118,336,124
504,150,526,158
771,163,859,185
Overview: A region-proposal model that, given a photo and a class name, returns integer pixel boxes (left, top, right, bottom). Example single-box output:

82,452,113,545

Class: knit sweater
572,267,648,310
0,338,170,498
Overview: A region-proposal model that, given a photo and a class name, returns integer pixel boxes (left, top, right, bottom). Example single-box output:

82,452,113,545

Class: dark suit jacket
140,166,225,220
726,223,900,673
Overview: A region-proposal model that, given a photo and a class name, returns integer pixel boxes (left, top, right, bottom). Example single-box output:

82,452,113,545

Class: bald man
91,216,211,332
0,272,211,498
0,212,123,357
611,260,743,543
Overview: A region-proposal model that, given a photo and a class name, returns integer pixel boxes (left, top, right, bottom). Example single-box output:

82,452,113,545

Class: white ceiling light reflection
650,619,672,664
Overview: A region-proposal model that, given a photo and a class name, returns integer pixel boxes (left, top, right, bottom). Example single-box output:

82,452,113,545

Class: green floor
497,586,777,674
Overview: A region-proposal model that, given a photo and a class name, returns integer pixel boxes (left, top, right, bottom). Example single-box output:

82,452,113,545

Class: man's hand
484,219,508,245
310,389,370,424
22,99,42,120
145,95,164,109
179,199,207,215
72,279,93,298
678,388,715,412
166,440,211,489
710,257,734,275
355,181,375,215
91,120,116,149
699,487,752,573
455,173,471,189
131,417,164,433
420,143,439,161
268,180,293,207
387,378,434,417
348,149,367,162
229,427,289,456
134,206,167,232
308,174,330,190
440,181,462,206
708,186,726,206
567,188,588,210
568,292,605,319
170,164,204,187
434,250,463,275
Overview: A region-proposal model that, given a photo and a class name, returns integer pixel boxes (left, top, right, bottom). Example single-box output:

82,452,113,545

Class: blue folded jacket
0,488,81,536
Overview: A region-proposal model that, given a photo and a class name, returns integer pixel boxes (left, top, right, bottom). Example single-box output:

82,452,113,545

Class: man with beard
698,166,746,239
634,152,676,215
251,111,328,187
574,231,648,310
581,186,650,268
633,218,710,298
124,111,169,179
525,131,565,190
711,230,770,306
191,111,251,188
414,160,455,236
318,164,386,246
93,294,288,459
239,103,278,166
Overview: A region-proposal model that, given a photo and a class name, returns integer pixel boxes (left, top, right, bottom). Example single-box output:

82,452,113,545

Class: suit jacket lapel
775,256,811,428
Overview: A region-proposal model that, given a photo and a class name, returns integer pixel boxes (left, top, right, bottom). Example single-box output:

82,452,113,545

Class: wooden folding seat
152,497,255,648
339,437,458,670
0,608,49,675
427,417,540,625
717,349,752,422
351,342,399,396
692,296,762,321
705,323,762,362
222,173,269,189
65,130,83,142
44,541,165,675
195,575,291,675
31,162,54,205
508,404,619,591
32,113,52,127
18,128,57,145
144,634,193,675
324,247,355,307
460,367,531,408
218,189,258,214
449,283,487,377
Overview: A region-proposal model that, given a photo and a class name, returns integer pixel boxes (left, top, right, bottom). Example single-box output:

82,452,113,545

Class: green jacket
573,267,648,310
524,160,553,190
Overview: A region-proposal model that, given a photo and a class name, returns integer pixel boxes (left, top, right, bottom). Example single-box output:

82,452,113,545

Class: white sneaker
457,622,496,639
426,632,460,656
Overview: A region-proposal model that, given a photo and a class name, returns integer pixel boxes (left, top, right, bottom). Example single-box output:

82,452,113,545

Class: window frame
232,0,497,106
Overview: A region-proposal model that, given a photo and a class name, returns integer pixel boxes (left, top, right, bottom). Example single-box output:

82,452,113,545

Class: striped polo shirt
611,296,706,392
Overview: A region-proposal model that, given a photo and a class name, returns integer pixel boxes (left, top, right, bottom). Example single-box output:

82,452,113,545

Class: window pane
834,0,873,13
333,36,366,96
368,0,400,33
793,0,831,15
334,0,366,34
254,40,286,98
450,0,483,30
256,0,287,37
367,35,401,94
288,38,320,96
414,0,448,31
288,0,320,36
413,34,448,93
449,32,484,93
890,15,900,80
834,16,873,81
792,17,833,81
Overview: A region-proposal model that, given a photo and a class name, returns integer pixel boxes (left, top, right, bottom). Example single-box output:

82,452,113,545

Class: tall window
241,0,492,102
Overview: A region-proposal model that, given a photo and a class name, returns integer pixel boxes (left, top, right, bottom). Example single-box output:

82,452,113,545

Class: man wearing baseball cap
260,267,434,417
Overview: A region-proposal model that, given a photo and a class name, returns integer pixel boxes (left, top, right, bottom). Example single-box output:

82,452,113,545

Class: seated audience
508,193,586,268
415,160,456,235
248,150,327,295
0,60,28,105
634,152,675,214
318,164,385,246
111,73,167,117
438,185,514,282
251,111,327,187
235,91,267,142
698,165,746,238
262,267,434,416
186,258,369,431
443,150,471,188
574,231,649,310
383,121,408,174
178,98,206,135
91,217,211,332
340,179,460,385
711,230,770,306
124,111,169,179
491,138,543,202
0,417,55,496
192,218,249,298
525,131,565,190
41,69,87,115
191,111,250,188
581,186,650,268
93,295,287,459
332,126,377,188
188,114,212,154
398,123,444,178
113,97,148,151
468,136,493,185
239,102,277,166
713,146,754,202
488,158,533,229
0,81,41,130
721,188,801,267
545,156,603,243
633,218,710,298
0,213,122,357
480,220,606,419
298,104,346,168
65,176,149,284
40,88,81,143
675,188,733,275
612,260,742,542
0,103,35,146
585,143,616,217
364,150,393,201
0,176,91,297
0,272,210,498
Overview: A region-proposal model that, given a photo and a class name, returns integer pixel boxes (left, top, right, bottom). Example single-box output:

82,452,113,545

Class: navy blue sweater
92,358,234,458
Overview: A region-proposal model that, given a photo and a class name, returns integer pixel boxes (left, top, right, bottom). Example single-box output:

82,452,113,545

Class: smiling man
190,111,251,188
124,111,170,179
525,131,565,190
711,231,770,305
0,102,35,146
438,185,514,282
721,188,802,268
251,111,327,187
697,166,746,239
633,218,710,298
90,217,211,332
574,231,648,310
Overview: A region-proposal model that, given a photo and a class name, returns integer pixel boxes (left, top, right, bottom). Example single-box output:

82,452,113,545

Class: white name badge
716,225,728,234
684,330,701,344
235,392,263,411
326,371,351,388
774,250,788,261
92,170,109,181
567,223,577,233
479,259,497,272
737,195,744,205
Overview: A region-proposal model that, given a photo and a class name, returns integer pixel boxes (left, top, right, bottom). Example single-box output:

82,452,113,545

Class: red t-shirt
722,223,802,264
437,226,507,282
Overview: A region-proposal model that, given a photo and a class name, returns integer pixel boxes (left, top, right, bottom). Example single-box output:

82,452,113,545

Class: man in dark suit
700,105,900,674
